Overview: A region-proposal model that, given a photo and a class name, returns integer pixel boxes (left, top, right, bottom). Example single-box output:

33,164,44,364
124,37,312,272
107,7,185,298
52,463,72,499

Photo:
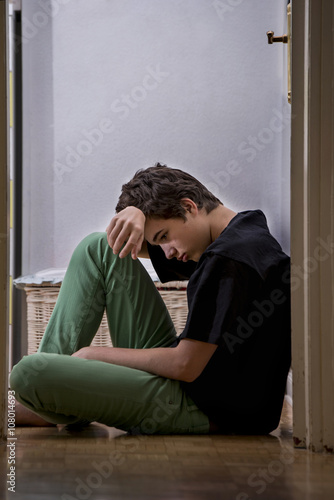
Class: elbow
177,362,201,383
180,373,198,383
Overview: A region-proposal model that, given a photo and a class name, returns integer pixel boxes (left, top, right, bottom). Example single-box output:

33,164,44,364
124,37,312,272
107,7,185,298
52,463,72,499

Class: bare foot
14,400,56,427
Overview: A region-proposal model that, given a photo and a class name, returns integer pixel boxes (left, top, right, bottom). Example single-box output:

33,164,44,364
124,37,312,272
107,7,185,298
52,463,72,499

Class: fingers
131,243,141,260
106,217,130,254
110,221,130,254
118,230,144,259
105,207,145,260
119,240,138,259
105,217,118,248
126,235,144,260
106,216,126,250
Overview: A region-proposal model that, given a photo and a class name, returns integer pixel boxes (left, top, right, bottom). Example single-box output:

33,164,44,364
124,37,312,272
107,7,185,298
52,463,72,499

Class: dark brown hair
115,163,222,220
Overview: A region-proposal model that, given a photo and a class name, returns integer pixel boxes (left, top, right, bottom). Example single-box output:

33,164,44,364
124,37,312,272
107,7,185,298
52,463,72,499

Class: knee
9,353,52,398
71,232,112,264
74,232,108,255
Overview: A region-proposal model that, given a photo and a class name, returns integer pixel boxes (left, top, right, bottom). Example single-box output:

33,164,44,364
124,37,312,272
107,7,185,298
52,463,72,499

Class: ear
180,198,198,214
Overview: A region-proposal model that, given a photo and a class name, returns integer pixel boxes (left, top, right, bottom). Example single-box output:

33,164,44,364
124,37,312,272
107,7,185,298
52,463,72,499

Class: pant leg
10,232,210,434
38,232,177,354
10,353,210,434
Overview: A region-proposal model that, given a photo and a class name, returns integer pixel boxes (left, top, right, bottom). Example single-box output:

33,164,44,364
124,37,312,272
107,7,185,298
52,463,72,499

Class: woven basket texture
24,282,188,355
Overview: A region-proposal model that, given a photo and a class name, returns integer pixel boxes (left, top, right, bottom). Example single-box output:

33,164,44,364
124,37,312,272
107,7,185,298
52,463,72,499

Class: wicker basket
24,282,188,355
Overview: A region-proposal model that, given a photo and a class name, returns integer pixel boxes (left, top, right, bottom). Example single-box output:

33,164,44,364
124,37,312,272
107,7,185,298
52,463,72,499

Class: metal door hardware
266,4,291,103
266,31,288,44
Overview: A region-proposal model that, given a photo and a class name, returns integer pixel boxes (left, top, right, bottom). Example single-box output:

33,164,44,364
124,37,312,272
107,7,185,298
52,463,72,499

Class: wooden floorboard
1,401,334,499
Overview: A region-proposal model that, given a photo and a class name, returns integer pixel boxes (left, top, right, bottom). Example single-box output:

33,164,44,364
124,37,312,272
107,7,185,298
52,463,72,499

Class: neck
209,204,237,242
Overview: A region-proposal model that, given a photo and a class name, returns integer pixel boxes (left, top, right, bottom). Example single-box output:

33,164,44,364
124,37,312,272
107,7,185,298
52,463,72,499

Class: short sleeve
179,254,262,346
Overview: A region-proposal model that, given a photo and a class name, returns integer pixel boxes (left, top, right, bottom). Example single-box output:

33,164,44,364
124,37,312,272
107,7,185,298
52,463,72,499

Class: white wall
22,0,291,274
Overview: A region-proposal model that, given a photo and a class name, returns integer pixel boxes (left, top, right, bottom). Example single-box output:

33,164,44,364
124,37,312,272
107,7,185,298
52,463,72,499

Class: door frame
0,0,9,443
291,0,334,452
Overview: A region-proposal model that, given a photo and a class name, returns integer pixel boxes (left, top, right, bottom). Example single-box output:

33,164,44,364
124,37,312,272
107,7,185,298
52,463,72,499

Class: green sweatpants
10,233,210,434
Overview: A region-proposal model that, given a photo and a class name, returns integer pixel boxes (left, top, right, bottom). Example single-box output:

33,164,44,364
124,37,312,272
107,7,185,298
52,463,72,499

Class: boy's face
144,209,212,263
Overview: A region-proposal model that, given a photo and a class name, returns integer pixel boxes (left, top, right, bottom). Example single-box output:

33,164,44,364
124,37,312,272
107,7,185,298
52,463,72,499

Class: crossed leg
10,233,209,434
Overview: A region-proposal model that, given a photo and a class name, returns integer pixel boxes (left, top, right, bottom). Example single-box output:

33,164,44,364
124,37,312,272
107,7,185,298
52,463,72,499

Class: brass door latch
266,4,291,103
266,31,288,44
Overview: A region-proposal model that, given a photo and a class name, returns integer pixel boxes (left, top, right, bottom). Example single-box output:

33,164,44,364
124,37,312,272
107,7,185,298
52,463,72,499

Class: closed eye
160,232,168,242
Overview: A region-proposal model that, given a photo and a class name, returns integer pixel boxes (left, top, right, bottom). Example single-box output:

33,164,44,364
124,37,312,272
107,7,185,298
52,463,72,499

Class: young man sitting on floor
11,163,291,434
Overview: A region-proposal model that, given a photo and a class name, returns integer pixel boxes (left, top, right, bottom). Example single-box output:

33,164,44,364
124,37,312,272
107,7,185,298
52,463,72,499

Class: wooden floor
1,400,334,500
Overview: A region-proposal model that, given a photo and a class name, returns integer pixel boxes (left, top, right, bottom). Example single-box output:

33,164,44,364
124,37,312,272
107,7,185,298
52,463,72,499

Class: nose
161,244,177,260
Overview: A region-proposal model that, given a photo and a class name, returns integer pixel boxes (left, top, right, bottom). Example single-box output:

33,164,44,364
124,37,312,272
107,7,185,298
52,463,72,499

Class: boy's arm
106,206,148,259
72,339,217,383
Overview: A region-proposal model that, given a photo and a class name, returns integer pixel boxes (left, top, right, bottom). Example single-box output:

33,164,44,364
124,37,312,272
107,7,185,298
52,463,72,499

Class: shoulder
198,210,290,281
211,210,273,253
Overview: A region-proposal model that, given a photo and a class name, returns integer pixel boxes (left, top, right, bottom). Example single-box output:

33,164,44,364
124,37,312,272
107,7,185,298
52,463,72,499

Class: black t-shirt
148,210,291,434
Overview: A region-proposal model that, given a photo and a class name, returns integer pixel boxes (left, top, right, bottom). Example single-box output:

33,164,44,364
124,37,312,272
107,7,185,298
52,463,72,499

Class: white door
290,0,334,453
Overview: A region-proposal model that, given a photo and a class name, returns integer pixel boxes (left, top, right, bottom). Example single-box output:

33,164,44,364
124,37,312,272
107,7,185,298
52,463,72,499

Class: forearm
72,345,185,381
